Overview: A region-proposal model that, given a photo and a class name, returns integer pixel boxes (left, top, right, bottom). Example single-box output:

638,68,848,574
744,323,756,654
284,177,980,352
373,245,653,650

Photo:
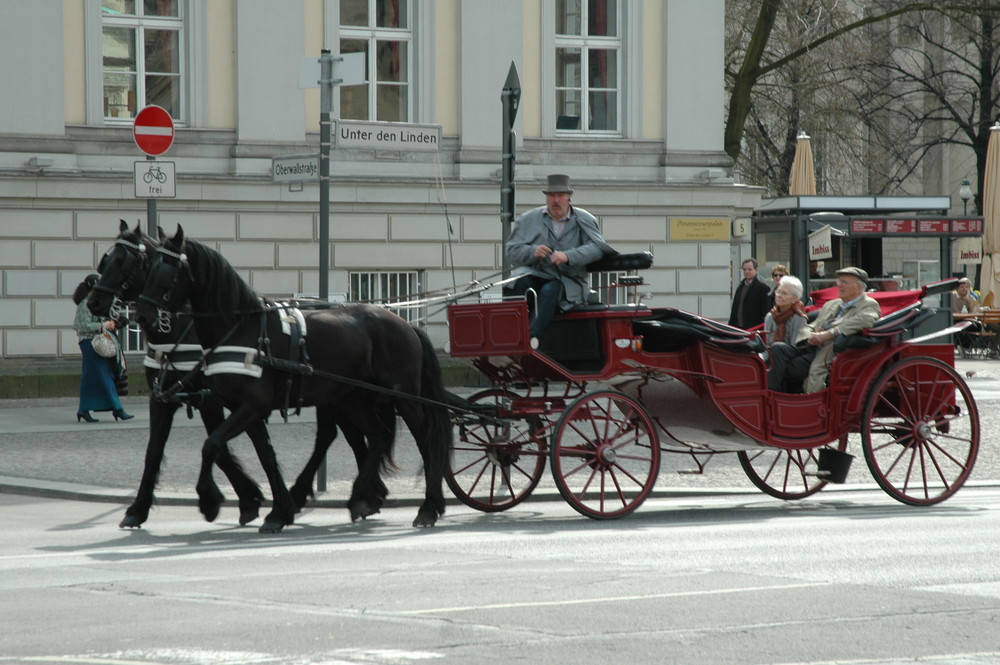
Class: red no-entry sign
133,105,175,156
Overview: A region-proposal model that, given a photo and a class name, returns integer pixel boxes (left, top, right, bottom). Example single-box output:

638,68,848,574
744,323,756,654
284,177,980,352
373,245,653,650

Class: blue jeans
505,275,563,339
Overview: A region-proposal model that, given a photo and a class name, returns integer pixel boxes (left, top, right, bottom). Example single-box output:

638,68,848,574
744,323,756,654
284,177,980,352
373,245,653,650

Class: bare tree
855,3,1000,210
723,1,980,196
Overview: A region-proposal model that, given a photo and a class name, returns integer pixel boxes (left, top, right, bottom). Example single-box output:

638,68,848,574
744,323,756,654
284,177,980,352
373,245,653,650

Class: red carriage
445,254,980,519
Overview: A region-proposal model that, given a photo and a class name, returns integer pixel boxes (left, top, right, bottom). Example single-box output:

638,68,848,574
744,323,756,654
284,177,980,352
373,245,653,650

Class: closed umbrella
789,130,817,196
979,122,1000,305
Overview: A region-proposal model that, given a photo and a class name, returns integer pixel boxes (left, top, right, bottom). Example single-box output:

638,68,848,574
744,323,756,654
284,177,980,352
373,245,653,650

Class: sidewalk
1,356,998,513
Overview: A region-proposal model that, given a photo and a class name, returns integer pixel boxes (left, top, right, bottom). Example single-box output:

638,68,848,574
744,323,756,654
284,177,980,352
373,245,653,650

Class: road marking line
395,581,832,615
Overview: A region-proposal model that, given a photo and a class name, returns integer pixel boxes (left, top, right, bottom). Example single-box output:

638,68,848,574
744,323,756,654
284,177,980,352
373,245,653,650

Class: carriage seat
633,308,764,354
838,302,932,350
586,251,653,273
563,252,656,313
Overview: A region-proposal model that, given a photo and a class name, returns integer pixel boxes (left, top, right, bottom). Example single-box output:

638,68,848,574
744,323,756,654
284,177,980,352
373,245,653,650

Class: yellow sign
670,217,730,240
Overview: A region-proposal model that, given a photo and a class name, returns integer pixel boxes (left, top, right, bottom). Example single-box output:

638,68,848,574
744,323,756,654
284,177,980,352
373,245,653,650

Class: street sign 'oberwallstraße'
334,120,441,152
272,153,319,184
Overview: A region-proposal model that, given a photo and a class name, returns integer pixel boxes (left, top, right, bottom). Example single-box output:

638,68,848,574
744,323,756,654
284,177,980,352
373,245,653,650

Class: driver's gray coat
505,205,615,309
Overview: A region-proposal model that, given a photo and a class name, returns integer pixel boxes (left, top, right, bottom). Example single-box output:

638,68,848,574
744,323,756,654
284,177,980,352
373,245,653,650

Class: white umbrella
979,122,1000,306
789,130,817,196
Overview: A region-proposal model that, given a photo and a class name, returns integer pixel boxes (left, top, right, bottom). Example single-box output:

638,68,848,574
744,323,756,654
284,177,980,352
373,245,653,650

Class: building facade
0,0,762,360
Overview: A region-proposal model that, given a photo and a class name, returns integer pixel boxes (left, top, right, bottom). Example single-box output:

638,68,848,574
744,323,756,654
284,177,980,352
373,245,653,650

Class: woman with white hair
762,274,806,364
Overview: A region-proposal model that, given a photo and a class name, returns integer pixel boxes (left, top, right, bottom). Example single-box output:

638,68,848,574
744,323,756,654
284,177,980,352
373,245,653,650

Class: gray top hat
542,174,574,194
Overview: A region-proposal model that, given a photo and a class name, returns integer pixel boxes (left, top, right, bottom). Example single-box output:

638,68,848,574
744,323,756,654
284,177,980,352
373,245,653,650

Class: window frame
348,270,422,323
541,1,641,138
84,0,207,127
337,0,415,123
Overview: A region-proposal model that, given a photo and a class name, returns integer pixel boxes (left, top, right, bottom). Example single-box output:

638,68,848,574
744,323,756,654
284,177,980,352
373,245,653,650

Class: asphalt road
1,488,998,665
1,356,999,664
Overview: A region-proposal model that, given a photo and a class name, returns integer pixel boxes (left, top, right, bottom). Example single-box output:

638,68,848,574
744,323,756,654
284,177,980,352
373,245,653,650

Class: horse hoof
238,498,262,526
412,514,438,528
119,515,144,529
259,519,285,534
349,500,381,522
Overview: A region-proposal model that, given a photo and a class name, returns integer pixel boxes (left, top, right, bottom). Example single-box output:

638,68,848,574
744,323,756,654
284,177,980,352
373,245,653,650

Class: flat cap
835,266,869,285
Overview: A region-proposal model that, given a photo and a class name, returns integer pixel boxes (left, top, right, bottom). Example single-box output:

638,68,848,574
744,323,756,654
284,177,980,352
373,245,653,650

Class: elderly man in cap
504,174,616,347
767,266,881,393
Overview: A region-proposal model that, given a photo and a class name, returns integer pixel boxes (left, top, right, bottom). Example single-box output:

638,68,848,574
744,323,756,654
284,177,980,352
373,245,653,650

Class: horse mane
180,237,263,321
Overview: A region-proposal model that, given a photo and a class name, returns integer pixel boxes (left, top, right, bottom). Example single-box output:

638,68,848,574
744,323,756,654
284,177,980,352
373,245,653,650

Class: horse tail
413,325,452,510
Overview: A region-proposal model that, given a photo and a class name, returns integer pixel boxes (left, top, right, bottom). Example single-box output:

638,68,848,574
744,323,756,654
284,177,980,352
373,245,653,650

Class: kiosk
752,196,982,295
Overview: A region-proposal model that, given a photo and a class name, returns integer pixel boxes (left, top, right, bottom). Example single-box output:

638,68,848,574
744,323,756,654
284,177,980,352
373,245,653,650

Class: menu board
849,217,982,236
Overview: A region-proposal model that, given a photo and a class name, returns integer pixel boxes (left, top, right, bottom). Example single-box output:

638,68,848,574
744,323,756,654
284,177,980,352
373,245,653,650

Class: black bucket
817,448,854,484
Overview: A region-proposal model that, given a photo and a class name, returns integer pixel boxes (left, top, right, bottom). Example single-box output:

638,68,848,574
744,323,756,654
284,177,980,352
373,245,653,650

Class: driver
768,267,881,393
504,174,615,348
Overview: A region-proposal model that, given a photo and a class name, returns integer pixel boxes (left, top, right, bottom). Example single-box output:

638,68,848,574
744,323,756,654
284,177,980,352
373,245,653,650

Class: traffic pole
316,49,334,493
147,155,157,236
500,63,521,278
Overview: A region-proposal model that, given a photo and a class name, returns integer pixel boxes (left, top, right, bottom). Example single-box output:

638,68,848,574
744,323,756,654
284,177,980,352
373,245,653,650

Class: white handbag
91,330,118,358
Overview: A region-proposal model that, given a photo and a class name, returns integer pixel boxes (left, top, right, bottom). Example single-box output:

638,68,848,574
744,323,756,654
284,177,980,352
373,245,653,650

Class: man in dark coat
728,258,770,329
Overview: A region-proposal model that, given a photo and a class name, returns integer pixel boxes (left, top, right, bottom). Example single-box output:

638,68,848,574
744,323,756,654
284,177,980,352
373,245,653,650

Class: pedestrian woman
767,264,788,309
72,274,133,423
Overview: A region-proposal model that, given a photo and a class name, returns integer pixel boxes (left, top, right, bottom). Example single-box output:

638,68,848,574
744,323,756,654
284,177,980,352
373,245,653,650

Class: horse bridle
93,237,149,303
138,242,193,311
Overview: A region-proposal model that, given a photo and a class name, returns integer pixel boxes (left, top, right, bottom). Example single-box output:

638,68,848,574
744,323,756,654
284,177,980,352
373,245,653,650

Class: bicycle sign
134,160,176,198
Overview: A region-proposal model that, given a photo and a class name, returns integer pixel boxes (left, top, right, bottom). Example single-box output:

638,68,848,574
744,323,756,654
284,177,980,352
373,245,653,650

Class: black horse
88,222,265,528
136,225,451,531
88,221,380,530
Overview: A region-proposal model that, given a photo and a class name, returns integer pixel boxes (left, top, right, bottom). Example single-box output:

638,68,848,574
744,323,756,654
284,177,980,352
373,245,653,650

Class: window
339,0,411,122
101,0,183,121
349,271,421,322
119,303,145,353
590,271,629,305
555,0,620,133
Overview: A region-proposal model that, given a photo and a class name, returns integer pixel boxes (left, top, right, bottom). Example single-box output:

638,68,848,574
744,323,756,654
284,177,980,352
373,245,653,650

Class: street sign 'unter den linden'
335,120,441,152
272,121,442,183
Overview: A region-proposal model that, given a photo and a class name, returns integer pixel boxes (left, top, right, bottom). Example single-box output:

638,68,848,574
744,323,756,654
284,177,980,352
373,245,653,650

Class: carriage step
810,448,855,484
677,469,705,475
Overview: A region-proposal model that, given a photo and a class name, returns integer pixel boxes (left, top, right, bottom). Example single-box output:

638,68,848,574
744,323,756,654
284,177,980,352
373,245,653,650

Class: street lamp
959,178,973,215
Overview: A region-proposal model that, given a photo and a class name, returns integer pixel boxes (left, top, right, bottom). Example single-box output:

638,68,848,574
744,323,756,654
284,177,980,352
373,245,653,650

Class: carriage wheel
550,390,660,520
861,357,979,506
738,436,848,500
446,389,548,512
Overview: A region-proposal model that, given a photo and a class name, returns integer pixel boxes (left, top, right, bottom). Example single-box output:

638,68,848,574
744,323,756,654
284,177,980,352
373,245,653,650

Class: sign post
133,105,176,235
500,63,521,278
300,49,363,492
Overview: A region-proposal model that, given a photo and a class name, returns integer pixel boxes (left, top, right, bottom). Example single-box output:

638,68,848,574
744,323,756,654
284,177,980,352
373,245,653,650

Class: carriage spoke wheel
550,390,660,520
446,389,548,512
738,436,848,500
861,357,979,506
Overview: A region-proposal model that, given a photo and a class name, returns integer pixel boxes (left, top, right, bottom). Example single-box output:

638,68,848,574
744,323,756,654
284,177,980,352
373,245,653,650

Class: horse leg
289,408,340,512
396,400,447,527
396,328,451,527
346,399,396,522
120,396,179,528
242,418,295,533
199,394,264,526
195,406,261,524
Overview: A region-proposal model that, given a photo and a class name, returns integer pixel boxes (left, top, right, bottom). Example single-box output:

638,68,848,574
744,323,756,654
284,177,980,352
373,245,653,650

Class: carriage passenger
504,174,616,349
761,275,806,364
767,267,881,393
